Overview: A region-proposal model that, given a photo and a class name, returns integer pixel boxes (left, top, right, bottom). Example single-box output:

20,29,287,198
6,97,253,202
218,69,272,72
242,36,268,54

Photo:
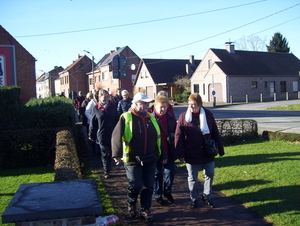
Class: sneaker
141,209,154,222
190,200,197,209
128,204,137,217
155,197,165,206
164,194,174,204
104,174,109,179
202,195,215,208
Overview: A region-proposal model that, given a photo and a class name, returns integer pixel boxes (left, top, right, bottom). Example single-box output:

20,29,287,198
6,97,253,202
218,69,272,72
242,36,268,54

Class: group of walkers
75,89,224,222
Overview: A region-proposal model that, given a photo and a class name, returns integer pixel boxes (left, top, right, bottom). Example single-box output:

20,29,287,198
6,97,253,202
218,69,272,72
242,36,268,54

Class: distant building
59,55,93,98
191,43,300,103
36,66,64,98
88,46,140,96
133,56,200,99
0,25,36,103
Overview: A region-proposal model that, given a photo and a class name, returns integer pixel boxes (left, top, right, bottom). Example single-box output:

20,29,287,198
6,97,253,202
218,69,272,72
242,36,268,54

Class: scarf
185,107,210,135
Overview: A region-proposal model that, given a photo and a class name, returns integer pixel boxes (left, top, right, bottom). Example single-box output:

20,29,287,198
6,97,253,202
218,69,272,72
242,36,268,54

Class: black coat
89,102,119,145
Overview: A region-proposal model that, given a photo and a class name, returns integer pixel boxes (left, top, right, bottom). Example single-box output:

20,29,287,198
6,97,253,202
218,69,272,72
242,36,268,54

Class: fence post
246,95,248,103
260,93,263,102
230,95,233,105
274,93,276,101
286,92,289,100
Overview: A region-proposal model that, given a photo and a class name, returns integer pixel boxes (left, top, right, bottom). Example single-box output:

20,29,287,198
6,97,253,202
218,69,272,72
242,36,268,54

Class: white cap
132,92,153,103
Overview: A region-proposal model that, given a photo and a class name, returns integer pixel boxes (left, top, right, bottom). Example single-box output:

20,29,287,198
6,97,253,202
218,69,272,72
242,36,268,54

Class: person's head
121,90,129,100
116,88,122,96
78,91,82,96
187,93,202,113
86,92,92,100
132,92,153,113
157,90,168,97
96,89,109,105
153,95,169,116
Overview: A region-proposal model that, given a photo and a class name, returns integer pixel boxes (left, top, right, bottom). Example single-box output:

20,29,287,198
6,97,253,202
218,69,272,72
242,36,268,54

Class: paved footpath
87,145,271,226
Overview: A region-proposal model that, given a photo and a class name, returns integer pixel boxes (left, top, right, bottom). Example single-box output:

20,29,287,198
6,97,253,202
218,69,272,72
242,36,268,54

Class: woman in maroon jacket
174,93,224,209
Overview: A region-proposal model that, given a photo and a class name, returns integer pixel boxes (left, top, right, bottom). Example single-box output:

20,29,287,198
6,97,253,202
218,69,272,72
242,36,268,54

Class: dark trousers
99,144,112,175
125,162,156,211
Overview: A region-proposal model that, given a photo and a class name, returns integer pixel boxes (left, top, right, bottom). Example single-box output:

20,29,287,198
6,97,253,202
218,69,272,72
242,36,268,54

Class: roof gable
142,58,201,84
211,49,300,76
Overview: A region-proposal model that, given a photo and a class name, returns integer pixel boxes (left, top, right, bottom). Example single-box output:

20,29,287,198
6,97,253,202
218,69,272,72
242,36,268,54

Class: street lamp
83,50,95,89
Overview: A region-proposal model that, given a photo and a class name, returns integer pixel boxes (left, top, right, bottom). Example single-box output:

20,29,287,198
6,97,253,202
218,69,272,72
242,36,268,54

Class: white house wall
135,64,157,98
191,49,227,102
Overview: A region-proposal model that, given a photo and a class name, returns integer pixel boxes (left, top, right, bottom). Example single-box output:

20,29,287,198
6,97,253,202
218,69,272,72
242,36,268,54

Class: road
172,100,300,134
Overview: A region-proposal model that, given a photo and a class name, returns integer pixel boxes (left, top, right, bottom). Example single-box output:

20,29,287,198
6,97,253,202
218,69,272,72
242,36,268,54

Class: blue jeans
125,162,156,211
186,161,215,201
153,156,176,198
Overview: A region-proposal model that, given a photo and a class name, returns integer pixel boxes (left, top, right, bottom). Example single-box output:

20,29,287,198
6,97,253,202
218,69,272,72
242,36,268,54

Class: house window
89,78,93,85
140,71,143,79
102,71,108,80
280,81,286,92
112,77,117,84
251,81,258,88
193,84,199,94
131,74,136,84
264,81,268,88
145,71,148,78
293,81,298,92
208,59,212,69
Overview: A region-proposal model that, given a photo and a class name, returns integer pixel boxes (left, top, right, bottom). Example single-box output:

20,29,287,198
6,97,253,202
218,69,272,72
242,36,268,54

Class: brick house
133,56,200,99
59,55,93,98
0,25,36,103
87,46,140,96
36,66,64,98
191,43,300,103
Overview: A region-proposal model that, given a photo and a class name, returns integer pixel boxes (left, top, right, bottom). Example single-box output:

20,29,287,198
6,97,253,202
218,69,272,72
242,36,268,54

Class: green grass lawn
0,167,54,226
214,140,300,226
268,103,300,110
1,140,299,226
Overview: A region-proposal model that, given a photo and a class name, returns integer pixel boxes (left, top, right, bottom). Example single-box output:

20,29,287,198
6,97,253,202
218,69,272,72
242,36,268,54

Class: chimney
116,47,120,51
110,50,114,54
189,55,194,65
225,42,235,54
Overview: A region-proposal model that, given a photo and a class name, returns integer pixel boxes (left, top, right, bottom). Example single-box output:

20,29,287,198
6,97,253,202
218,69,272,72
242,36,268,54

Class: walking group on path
78,89,270,225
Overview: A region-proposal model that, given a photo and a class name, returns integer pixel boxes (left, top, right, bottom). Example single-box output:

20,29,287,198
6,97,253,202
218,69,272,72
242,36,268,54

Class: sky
1,0,300,78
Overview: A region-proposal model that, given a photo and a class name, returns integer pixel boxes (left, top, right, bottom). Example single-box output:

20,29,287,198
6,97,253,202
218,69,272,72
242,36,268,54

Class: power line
16,0,266,38
140,3,300,57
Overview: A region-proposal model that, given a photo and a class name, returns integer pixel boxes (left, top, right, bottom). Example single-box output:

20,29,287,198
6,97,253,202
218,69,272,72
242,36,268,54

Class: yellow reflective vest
121,112,162,162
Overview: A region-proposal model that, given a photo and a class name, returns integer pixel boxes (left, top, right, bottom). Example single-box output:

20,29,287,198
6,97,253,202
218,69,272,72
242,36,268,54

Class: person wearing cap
117,89,133,115
111,92,166,222
89,89,119,178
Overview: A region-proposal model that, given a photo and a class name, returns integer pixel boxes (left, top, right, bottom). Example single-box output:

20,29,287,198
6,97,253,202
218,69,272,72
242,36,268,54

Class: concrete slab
2,179,102,224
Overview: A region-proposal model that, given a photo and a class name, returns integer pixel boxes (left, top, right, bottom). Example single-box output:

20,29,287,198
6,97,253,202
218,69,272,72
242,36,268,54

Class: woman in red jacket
174,93,224,209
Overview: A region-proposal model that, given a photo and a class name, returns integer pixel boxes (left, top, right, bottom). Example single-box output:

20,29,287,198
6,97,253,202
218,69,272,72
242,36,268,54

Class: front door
270,81,275,99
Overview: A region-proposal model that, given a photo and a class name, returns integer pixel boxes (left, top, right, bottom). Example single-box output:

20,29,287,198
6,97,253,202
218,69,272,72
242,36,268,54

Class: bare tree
235,35,267,51
173,75,190,92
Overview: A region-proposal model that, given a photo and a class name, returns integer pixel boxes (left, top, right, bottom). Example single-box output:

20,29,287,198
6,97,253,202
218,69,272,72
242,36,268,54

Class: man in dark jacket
117,89,133,115
112,92,166,222
89,89,119,178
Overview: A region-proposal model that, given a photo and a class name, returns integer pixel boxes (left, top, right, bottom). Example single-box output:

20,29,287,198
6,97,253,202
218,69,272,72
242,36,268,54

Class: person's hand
162,159,167,164
113,157,121,165
179,158,186,163
88,137,93,142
